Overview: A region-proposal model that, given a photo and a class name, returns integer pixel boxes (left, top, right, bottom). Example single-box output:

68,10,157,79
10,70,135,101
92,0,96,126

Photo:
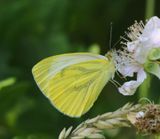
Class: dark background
0,0,159,139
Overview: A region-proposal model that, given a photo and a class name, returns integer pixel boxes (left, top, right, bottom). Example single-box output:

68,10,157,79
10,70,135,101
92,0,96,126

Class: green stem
145,0,155,19
139,0,155,99
136,1,156,139
139,74,151,98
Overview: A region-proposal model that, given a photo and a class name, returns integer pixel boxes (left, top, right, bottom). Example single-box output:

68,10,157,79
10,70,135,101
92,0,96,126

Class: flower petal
140,16,160,48
118,81,141,96
118,69,146,96
142,16,160,37
137,68,147,82
118,64,140,77
127,16,160,64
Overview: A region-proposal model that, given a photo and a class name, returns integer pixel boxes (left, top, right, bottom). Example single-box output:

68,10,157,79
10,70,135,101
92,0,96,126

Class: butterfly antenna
109,22,113,50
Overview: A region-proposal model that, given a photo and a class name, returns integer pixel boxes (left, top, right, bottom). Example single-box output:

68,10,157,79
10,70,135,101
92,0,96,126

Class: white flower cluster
114,16,160,96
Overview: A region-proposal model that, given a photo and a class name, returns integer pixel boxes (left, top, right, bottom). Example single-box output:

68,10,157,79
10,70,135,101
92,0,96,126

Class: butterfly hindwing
32,53,115,117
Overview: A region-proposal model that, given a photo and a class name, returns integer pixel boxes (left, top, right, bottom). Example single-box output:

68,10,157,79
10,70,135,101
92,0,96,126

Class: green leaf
144,61,160,79
0,77,16,91
148,48,160,60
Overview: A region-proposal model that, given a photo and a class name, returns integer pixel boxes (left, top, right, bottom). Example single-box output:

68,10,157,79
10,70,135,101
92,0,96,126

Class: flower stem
138,3,156,139
139,0,155,99
145,0,155,19
139,74,151,98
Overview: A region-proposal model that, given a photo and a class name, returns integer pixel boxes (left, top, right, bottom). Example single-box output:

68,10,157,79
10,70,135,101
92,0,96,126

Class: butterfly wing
32,53,115,117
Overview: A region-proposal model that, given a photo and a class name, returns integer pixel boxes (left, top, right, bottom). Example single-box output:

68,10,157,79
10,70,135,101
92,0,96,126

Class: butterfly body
32,52,115,117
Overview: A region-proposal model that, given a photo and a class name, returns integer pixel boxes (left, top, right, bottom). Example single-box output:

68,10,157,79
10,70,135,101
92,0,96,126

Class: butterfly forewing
32,53,115,117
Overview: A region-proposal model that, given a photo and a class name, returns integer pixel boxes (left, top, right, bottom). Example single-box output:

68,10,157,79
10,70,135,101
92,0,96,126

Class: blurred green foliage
0,0,160,139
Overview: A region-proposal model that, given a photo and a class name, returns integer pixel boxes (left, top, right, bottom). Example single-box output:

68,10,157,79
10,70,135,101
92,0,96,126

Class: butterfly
32,52,115,117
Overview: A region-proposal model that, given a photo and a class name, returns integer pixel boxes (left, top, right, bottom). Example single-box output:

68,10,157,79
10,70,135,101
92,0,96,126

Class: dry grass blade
59,103,160,138
58,103,141,139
